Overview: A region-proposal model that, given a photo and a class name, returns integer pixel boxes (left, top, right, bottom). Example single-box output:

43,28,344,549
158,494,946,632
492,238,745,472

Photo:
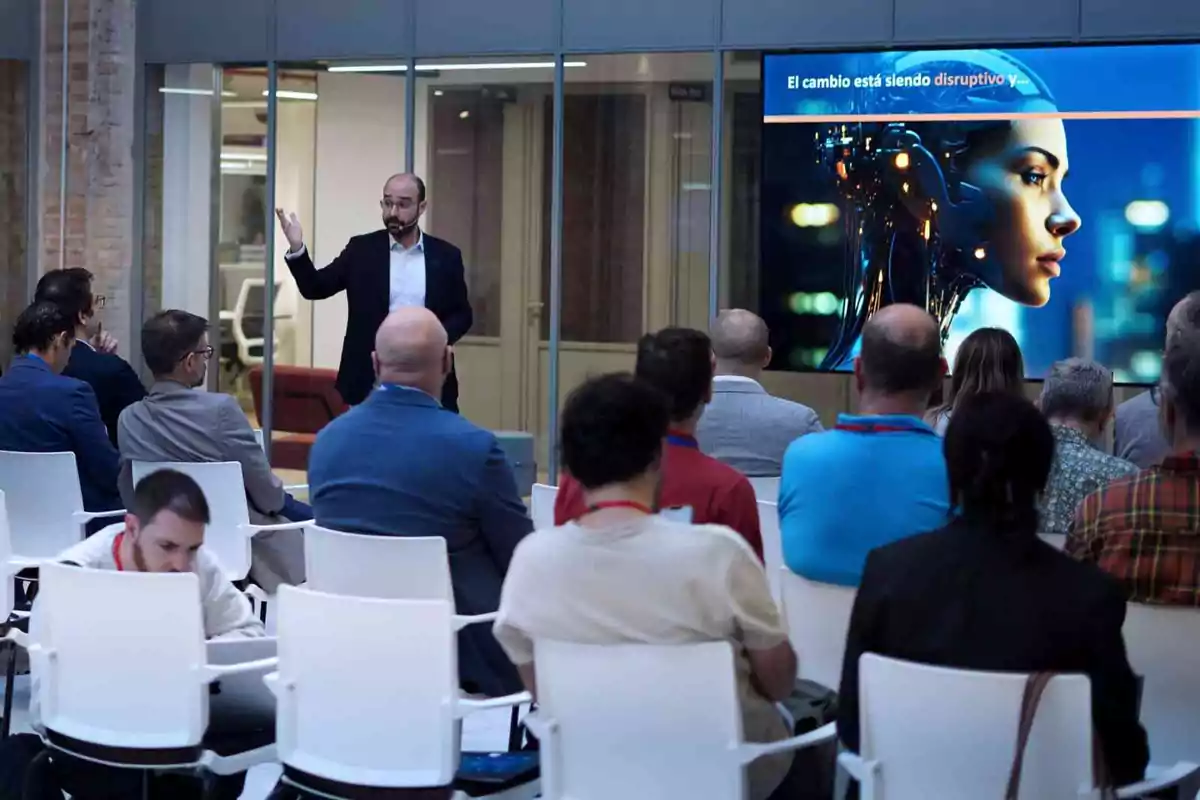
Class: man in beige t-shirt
493,373,796,800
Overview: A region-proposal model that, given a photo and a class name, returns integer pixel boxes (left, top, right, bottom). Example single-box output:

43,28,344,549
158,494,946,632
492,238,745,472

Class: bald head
381,173,427,242
858,304,942,397
373,307,450,398
1166,291,1200,345
711,309,770,376
383,173,426,203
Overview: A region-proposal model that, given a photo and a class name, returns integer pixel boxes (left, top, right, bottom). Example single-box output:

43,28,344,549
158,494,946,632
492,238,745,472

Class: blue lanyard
666,431,698,449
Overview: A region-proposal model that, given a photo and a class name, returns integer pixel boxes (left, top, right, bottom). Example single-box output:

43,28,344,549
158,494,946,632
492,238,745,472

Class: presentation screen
760,45,1200,382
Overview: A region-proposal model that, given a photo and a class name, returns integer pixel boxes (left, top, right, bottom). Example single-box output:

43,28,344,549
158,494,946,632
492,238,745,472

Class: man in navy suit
276,173,473,411
308,307,531,697
35,268,147,444
0,301,121,512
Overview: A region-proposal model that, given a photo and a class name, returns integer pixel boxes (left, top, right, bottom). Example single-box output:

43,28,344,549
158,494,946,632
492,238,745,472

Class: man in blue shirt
779,303,950,586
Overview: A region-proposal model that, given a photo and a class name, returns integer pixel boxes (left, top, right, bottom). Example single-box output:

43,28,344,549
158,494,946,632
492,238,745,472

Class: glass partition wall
140,53,725,483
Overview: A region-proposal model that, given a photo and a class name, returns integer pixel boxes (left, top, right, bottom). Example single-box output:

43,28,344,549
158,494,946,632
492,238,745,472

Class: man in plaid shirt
1068,300,1200,606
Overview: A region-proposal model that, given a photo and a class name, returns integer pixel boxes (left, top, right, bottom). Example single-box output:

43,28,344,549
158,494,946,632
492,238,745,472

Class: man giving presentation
275,172,472,411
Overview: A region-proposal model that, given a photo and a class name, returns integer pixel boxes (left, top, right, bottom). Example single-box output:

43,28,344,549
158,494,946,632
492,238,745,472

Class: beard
132,538,150,572
385,214,419,239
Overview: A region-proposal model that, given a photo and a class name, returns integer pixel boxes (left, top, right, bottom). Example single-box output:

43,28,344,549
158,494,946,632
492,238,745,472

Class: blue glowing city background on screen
759,45,1200,382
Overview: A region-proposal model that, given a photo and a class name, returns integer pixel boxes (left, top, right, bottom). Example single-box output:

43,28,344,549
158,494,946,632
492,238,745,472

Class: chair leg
2,639,17,740
21,748,54,800
507,705,522,752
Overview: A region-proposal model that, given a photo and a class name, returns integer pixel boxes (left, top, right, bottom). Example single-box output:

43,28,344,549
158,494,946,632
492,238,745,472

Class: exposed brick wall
40,0,137,350
0,61,28,366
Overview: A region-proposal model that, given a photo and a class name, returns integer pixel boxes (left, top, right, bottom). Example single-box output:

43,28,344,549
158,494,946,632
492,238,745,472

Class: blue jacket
63,341,147,445
0,355,122,512
309,384,532,697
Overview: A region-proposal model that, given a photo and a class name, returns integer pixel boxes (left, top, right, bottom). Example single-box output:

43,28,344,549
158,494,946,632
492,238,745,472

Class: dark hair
131,469,211,525
415,175,427,203
34,268,95,323
1163,328,1200,433
12,301,74,354
560,373,670,490
858,314,942,394
635,328,713,421
935,327,1025,419
142,310,209,376
944,391,1054,534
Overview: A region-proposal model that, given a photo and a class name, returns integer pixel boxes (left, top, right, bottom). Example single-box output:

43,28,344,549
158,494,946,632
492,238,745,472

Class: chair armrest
1116,762,1200,798
242,520,312,533
3,628,28,649
71,509,126,523
263,672,282,695
837,751,876,783
8,556,40,571
454,612,498,630
459,691,532,714
739,721,837,764
201,744,277,776
283,484,308,493
521,711,556,741
205,657,279,680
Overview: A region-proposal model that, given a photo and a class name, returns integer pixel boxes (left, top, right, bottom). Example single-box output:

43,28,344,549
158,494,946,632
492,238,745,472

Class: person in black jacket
34,268,147,445
275,173,473,411
838,390,1150,787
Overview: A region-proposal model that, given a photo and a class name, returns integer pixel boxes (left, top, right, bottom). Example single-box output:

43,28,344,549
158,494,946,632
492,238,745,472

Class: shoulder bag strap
1005,672,1055,800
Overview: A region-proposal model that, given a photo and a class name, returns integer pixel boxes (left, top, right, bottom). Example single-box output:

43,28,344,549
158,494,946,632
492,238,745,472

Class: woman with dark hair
926,327,1025,434
820,49,1082,368
837,391,1149,787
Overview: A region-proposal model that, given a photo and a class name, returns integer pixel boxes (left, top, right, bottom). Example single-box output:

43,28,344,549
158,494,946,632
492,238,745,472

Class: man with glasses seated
276,172,473,412
116,310,309,591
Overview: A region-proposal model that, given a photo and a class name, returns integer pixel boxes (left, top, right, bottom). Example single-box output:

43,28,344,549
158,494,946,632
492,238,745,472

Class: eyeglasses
93,295,107,310
191,346,214,361
380,198,418,212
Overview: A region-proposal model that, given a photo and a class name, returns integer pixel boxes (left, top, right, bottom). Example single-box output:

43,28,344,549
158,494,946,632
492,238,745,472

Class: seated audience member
33,469,265,800
779,304,948,586
1037,358,1137,534
839,392,1149,787
118,310,308,591
926,326,1024,435
695,309,822,477
0,301,121,513
495,373,797,800
1115,291,1200,468
1069,328,1200,605
555,327,763,560
308,307,530,697
35,267,146,444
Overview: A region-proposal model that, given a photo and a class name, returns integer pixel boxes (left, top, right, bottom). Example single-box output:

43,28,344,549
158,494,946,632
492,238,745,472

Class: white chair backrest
0,490,13,617
658,505,693,523
779,569,855,689
530,483,557,529
34,561,209,749
534,639,745,800
132,461,253,580
1038,533,1066,550
303,525,451,601
0,451,88,560
757,500,783,604
748,477,780,502
858,654,1095,799
1123,602,1200,766
273,586,460,788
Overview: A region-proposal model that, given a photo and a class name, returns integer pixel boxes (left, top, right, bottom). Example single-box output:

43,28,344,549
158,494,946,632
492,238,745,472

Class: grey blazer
695,377,823,477
117,380,303,590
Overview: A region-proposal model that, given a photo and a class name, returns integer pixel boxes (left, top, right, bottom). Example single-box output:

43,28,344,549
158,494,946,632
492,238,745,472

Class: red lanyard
585,500,654,515
112,531,126,571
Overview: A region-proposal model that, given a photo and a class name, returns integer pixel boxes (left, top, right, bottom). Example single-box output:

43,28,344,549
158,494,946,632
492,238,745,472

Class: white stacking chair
524,639,835,800
778,569,855,690
757,500,784,604
266,586,534,796
1123,602,1200,767
530,483,557,530
748,477,781,502
0,451,125,563
1039,532,1067,550
840,653,1199,799
304,525,452,602
131,461,310,583
29,562,276,778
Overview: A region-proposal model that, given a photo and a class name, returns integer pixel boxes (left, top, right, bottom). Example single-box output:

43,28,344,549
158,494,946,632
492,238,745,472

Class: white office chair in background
757,500,784,605
529,483,557,530
748,477,781,503
304,525,453,603
266,586,535,797
1124,602,1200,768
524,639,835,800
839,653,1199,799
778,569,856,690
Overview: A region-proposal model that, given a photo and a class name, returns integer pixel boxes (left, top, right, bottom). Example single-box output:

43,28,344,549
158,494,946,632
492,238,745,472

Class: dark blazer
307,384,531,697
62,341,147,445
0,355,122,512
283,230,473,410
838,519,1149,787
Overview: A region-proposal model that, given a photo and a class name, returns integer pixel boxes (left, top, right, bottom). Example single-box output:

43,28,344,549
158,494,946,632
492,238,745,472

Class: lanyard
112,531,126,571
666,430,698,449
835,421,936,437
585,500,654,515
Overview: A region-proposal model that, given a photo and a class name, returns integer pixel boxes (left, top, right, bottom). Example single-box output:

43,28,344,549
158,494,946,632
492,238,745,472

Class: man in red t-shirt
554,327,763,561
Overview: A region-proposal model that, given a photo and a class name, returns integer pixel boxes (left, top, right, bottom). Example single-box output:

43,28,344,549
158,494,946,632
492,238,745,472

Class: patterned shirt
1067,451,1200,606
1039,425,1138,535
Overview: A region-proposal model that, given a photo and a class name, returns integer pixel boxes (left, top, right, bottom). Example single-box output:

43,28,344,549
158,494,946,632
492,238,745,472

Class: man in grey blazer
118,310,310,591
696,309,823,477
